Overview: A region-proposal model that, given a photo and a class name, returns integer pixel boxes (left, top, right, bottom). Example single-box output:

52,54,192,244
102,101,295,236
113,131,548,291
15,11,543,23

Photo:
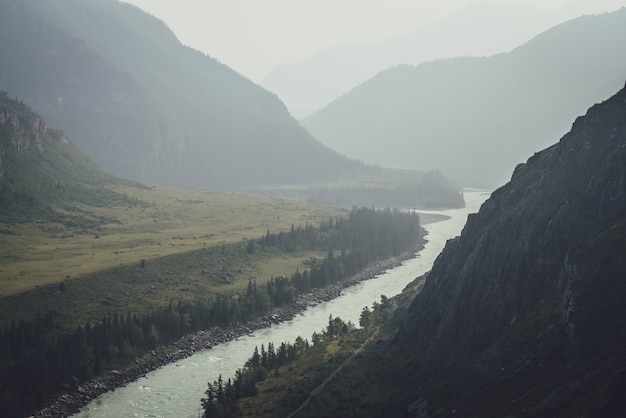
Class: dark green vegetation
1,205,422,417
302,8,626,189
200,316,349,418
202,295,396,417
223,85,626,416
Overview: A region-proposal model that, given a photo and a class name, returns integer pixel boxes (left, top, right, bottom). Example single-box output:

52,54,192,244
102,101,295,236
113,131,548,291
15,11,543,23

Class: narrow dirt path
287,329,379,417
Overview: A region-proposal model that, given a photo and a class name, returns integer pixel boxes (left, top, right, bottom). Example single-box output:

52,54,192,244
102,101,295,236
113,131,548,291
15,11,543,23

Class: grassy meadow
0,182,344,328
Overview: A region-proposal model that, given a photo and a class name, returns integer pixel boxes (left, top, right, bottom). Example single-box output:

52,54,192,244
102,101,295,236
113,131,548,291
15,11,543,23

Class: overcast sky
121,0,623,82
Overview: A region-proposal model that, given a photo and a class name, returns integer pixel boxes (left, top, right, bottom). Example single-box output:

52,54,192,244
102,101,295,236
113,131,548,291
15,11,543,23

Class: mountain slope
391,82,626,416
302,8,626,189
0,0,352,190
0,90,139,224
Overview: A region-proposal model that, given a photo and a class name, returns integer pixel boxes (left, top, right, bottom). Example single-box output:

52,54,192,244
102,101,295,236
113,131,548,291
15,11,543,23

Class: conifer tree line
0,207,420,417
201,316,354,418
201,295,397,417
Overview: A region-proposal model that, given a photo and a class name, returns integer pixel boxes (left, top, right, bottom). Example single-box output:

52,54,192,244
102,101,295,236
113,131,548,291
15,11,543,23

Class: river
72,190,489,417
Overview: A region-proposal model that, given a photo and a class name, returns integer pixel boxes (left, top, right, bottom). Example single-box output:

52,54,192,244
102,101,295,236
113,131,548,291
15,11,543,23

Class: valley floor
35,248,420,417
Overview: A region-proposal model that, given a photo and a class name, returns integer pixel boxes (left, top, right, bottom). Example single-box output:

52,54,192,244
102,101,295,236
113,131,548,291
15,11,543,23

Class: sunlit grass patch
0,183,344,298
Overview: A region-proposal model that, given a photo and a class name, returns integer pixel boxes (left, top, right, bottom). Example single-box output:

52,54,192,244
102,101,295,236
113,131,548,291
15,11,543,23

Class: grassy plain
0,182,344,322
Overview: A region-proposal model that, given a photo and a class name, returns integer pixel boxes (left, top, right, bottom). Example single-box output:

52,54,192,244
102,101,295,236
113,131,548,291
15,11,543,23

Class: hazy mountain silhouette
302,8,626,189
0,0,353,190
263,1,624,119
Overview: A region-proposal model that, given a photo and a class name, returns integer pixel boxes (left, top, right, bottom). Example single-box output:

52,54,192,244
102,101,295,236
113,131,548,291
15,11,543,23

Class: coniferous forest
201,316,353,418
0,207,420,417
200,297,396,417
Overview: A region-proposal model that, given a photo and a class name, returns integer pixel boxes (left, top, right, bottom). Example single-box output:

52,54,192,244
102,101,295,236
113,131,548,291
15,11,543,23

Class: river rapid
72,190,489,418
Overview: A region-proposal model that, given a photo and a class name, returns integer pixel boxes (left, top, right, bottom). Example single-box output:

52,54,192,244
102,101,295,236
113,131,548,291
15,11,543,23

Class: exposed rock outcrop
0,100,48,154
0,95,53,179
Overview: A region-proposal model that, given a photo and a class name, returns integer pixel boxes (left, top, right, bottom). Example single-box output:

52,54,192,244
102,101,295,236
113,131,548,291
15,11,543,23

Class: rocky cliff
397,83,626,416
0,94,60,178
0,100,47,152
0,91,135,223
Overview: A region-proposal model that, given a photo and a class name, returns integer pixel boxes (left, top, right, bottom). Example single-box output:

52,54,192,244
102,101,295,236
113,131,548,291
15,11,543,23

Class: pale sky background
121,0,624,82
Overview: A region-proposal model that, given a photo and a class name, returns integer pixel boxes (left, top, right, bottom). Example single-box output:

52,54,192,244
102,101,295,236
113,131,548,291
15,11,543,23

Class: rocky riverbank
35,245,422,417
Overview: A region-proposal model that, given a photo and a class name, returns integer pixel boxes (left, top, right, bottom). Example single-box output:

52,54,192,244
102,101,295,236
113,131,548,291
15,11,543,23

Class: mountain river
72,190,489,417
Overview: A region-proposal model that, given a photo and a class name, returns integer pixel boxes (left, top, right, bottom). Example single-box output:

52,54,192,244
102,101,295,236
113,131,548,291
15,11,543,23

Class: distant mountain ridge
263,2,559,119
301,8,626,189
0,0,353,190
263,0,626,119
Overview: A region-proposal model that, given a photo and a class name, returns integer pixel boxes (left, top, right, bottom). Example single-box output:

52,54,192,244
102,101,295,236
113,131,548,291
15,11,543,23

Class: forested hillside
0,0,353,190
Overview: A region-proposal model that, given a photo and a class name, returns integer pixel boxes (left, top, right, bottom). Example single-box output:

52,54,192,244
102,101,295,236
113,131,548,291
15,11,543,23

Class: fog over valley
1,1,626,417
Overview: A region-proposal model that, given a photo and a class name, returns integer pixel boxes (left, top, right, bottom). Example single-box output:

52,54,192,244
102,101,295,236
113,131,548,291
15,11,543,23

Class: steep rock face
398,84,626,416
0,95,58,179
0,92,131,224
0,101,50,154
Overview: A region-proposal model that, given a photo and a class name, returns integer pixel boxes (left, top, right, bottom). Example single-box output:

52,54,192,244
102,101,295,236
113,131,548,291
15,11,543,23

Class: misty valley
1,1,626,417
